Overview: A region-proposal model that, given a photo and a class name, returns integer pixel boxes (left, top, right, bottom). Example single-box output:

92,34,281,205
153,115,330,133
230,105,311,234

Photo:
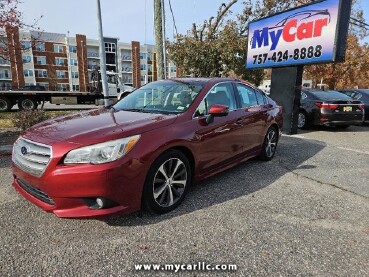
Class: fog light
96,197,104,208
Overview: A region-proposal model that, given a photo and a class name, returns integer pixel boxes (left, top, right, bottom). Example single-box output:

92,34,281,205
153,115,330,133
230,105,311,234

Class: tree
0,0,41,60
167,0,266,84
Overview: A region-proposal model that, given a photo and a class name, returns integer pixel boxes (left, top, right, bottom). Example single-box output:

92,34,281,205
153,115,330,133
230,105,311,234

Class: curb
0,145,13,156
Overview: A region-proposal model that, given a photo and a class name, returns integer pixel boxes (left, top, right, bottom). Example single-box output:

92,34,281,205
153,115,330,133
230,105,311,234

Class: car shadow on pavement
103,135,326,227
298,125,369,134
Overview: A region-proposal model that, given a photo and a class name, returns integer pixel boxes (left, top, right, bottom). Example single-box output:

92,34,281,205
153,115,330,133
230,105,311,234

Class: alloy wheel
153,158,187,207
298,112,306,128
265,129,277,158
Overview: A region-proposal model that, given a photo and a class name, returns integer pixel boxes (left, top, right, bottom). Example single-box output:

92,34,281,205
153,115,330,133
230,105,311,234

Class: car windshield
113,80,204,114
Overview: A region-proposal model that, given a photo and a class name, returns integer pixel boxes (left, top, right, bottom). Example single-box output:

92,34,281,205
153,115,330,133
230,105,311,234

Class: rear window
310,90,351,100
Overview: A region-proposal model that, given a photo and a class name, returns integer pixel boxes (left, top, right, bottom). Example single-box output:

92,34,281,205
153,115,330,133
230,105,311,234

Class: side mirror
206,104,229,124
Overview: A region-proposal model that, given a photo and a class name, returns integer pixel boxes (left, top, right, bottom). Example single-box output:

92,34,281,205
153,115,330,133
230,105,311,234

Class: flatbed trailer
0,90,117,112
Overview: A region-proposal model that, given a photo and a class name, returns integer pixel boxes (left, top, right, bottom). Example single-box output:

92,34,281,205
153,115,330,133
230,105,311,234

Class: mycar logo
251,10,331,51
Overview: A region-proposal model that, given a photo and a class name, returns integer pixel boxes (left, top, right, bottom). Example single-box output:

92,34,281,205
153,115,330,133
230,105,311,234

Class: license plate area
343,106,352,112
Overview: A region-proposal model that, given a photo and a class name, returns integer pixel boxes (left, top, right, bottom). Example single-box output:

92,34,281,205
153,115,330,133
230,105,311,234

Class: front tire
259,126,278,161
142,150,191,213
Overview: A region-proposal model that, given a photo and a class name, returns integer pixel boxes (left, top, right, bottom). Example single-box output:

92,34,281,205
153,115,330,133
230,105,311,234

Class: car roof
169,77,258,90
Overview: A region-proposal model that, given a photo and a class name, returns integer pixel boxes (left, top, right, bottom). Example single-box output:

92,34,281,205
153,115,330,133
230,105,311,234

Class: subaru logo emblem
21,146,30,156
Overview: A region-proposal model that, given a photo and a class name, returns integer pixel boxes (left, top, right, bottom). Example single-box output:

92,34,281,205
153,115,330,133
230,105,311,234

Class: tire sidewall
142,150,191,213
298,111,308,129
260,126,278,161
0,97,12,112
18,98,37,111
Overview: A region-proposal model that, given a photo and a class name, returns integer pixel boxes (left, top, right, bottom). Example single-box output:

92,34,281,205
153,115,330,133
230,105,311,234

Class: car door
193,82,245,173
234,83,267,154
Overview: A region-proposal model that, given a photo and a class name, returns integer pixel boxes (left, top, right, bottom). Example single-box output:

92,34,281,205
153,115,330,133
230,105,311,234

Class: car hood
21,108,178,146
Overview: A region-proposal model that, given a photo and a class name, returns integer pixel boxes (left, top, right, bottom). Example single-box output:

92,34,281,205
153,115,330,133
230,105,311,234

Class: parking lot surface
0,125,368,276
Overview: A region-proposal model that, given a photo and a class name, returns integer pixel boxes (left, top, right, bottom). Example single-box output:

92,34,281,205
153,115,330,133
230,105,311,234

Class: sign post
245,0,353,134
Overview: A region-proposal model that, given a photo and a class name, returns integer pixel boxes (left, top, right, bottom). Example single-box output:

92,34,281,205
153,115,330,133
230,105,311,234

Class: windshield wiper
121,108,152,113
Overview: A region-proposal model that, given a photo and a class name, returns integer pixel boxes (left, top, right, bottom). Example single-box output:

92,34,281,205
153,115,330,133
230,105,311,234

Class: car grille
16,178,55,205
12,137,52,177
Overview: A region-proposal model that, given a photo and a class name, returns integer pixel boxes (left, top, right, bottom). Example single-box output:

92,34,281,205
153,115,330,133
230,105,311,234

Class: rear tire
259,126,278,161
18,97,38,111
0,96,12,112
298,110,309,129
142,150,191,213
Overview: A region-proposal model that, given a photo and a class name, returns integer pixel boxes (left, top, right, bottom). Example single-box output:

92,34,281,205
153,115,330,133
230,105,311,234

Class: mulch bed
0,129,21,146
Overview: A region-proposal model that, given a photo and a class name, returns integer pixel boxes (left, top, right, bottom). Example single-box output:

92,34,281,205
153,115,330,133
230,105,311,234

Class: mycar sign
246,0,351,69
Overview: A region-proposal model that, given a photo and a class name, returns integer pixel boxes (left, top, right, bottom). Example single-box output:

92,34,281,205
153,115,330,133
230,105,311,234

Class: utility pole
161,0,167,79
154,0,164,80
96,0,109,107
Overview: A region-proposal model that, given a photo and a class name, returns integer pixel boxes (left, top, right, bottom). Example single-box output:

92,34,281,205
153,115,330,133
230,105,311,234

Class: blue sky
18,0,243,44
18,0,368,44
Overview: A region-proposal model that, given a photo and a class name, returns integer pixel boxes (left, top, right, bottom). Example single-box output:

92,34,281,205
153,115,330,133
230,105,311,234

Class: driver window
195,83,236,117
236,84,258,107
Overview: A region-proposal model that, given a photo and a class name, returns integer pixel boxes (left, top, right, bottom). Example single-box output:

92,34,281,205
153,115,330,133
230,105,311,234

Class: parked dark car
298,89,364,129
12,78,283,218
19,85,46,91
338,89,369,121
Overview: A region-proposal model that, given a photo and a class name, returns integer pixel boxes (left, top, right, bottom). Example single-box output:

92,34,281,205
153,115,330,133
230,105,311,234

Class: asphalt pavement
0,125,368,276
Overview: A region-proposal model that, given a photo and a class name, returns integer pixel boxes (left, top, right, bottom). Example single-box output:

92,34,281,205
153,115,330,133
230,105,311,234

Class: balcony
122,55,132,61
0,59,10,66
0,73,11,80
122,67,132,73
87,52,100,58
0,84,12,91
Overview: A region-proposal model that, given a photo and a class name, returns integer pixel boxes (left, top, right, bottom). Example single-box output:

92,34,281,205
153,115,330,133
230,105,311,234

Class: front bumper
12,156,147,218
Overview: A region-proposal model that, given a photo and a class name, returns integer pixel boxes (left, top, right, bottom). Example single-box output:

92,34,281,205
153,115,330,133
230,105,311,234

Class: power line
168,0,178,37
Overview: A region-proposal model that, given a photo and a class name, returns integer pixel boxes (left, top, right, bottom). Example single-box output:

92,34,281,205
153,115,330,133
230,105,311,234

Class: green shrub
11,110,50,131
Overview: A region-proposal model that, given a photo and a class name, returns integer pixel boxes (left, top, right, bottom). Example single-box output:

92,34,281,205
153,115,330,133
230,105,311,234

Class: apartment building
1,28,177,91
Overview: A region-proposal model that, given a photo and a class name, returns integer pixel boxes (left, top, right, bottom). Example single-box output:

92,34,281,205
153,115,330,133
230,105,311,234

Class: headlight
64,135,140,164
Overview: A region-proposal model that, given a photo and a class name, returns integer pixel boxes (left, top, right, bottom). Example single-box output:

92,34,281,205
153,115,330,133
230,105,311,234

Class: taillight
315,102,339,109
358,104,364,110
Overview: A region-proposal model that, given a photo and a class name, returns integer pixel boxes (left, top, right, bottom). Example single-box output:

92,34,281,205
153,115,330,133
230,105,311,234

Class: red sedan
12,78,283,218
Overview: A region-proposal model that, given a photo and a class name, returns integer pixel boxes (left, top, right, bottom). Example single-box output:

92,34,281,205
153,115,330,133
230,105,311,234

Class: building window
24,69,34,77
37,82,49,90
148,76,153,83
71,71,79,78
72,84,80,91
147,53,152,61
22,55,32,64
0,70,10,79
69,45,77,53
56,70,67,78
21,41,31,49
55,57,67,66
147,64,152,72
54,44,64,53
140,52,147,60
70,58,78,66
170,67,177,73
35,42,45,51
35,69,47,78
105,42,116,53
36,56,46,65
57,83,68,91
140,64,146,71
